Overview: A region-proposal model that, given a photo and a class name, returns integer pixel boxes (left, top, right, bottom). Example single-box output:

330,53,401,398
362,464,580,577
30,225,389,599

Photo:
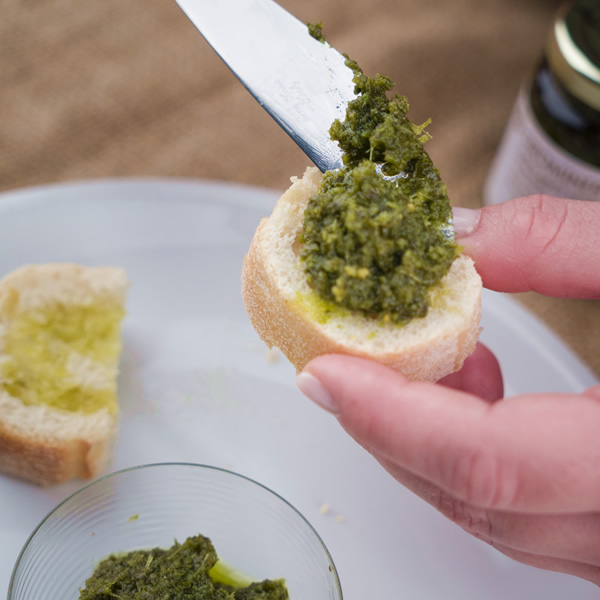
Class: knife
174,0,356,173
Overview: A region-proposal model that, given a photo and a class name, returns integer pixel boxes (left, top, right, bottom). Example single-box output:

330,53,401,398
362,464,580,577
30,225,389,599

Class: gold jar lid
546,0,600,111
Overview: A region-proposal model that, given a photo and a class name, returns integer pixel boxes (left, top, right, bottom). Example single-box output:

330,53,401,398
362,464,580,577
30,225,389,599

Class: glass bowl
8,462,342,599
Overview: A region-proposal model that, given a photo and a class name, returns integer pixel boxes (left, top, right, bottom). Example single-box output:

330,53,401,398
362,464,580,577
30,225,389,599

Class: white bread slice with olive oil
0,264,128,485
242,167,482,382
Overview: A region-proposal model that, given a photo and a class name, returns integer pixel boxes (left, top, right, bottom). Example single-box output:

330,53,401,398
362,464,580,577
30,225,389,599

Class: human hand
296,195,600,586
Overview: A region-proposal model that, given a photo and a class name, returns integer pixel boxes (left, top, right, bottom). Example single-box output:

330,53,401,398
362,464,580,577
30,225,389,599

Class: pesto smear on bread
301,23,458,323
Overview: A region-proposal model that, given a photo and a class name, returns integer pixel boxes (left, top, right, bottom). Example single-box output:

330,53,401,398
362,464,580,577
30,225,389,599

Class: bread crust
0,264,126,485
0,397,116,485
242,168,482,382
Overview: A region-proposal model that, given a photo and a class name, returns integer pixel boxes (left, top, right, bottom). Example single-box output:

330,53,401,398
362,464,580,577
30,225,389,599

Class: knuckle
516,194,570,259
442,446,519,510
432,489,493,542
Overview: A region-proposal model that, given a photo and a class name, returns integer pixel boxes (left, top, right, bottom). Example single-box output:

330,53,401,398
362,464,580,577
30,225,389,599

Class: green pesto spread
79,534,289,600
0,303,124,414
302,23,458,323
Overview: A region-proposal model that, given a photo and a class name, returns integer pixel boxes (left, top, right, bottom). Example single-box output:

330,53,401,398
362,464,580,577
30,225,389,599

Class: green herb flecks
301,25,457,323
78,534,288,600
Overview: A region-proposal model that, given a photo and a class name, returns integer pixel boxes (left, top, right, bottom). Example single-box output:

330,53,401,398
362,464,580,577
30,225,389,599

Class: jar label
483,88,600,205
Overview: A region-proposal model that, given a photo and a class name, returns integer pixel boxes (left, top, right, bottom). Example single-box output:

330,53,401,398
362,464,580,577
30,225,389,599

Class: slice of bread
0,264,128,485
242,167,482,382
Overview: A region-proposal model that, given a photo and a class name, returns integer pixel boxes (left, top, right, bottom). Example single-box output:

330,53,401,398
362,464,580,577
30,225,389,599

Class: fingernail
452,207,481,238
296,372,338,414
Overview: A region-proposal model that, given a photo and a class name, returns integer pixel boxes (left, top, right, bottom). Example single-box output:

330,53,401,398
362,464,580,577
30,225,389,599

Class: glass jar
483,0,600,205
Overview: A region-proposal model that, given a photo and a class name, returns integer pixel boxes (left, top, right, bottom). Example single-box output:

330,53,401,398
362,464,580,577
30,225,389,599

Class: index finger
453,195,600,298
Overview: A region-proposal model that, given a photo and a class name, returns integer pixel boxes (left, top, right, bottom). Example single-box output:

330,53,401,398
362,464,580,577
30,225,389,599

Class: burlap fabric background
1,0,598,377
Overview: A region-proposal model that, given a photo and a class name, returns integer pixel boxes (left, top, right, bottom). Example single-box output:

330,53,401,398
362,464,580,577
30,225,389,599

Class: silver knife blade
174,0,356,172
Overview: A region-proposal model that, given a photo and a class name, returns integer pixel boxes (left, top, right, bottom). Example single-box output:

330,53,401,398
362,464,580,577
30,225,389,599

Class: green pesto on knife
302,23,458,324
79,534,288,600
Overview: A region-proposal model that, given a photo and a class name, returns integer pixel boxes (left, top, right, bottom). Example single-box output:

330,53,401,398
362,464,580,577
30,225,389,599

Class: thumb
297,354,600,512
452,195,600,298
296,353,490,477
296,354,407,417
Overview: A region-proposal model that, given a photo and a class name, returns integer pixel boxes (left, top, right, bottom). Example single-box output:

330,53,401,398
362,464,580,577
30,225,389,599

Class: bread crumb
319,503,345,522
265,348,280,364
319,503,331,515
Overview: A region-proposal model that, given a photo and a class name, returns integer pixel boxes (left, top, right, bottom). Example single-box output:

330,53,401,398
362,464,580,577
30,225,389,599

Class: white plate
0,179,597,599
